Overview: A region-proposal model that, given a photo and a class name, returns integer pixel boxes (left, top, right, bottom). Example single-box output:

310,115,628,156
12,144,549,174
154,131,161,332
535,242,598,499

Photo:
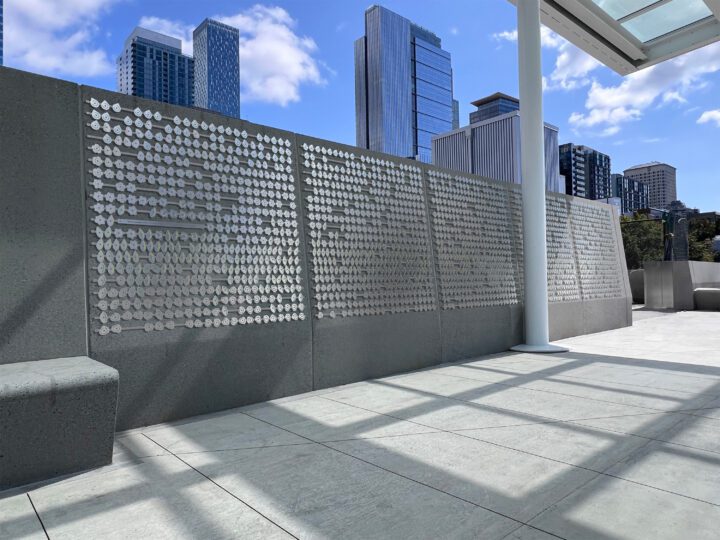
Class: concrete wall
0,69,89,364
0,67,632,429
645,261,720,310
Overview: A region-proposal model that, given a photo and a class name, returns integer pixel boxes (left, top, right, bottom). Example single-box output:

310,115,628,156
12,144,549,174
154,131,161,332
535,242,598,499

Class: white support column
511,0,568,353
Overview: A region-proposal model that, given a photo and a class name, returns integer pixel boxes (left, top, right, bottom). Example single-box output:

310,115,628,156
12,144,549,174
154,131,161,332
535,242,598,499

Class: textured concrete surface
0,357,118,490
0,67,88,364
3,311,719,538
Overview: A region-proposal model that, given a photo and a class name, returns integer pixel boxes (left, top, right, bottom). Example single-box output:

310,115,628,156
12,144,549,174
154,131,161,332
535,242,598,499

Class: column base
510,343,570,353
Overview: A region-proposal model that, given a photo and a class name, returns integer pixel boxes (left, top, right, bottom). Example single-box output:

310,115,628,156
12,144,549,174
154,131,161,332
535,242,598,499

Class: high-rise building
355,5,456,163
559,143,587,198
432,108,562,192
452,99,460,130
117,28,194,107
623,161,677,210
611,173,649,214
468,93,519,124
559,144,611,200
193,19,240,119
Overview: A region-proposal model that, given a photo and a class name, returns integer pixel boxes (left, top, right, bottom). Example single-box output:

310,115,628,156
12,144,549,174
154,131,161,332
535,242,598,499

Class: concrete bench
0,357,118,490
694,288,720,311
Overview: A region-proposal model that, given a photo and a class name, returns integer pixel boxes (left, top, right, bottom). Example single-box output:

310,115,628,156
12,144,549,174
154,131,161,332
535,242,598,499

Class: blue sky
4,0,720,210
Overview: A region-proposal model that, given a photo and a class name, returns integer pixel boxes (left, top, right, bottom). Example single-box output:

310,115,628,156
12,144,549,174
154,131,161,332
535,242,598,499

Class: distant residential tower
355,5,457,163
611,174,649,214
560,144,611,200
193,19,240,119
117,28,194,107
623,162,677,210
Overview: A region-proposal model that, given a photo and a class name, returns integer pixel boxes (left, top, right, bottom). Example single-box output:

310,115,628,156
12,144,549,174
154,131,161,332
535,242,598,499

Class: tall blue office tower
193,19,240,119
117,28,194,107
355,5,456,163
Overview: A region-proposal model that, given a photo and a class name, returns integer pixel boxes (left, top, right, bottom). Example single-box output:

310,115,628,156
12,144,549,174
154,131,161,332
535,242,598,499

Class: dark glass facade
193,19,240,119
355,5,455,163
117,28,194,107
560,143,611,200
612,173,649,214
469,95,520,124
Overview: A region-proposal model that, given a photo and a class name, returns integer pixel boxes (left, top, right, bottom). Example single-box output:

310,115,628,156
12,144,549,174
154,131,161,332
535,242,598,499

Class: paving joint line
26,493,50,540
237,409,534,531
141,433,300,540
319,394,720,509
433,370,703,413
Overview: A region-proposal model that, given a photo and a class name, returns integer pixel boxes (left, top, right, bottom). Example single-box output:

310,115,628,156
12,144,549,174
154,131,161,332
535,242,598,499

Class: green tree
688,218,720,262
620,214,663,270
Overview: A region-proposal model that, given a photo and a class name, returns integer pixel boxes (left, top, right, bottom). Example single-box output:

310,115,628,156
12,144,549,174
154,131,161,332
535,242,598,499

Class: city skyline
1,0,719,210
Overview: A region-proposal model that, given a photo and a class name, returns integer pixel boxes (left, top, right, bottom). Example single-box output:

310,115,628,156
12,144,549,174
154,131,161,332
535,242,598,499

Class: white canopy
510,0,720,74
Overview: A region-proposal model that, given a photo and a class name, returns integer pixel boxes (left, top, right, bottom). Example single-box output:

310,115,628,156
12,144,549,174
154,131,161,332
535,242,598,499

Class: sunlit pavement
3,310,720,539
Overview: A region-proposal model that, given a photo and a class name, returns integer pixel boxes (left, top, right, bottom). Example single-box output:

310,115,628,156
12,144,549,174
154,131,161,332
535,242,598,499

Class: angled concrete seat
0,357,118,490
694,288,720,311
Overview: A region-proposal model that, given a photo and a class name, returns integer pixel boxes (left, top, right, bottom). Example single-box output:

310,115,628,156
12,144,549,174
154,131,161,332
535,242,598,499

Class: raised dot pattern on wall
84,97,305,336
300,142,437,319
570,200,623,300
426,170,521,309
545,197,581,303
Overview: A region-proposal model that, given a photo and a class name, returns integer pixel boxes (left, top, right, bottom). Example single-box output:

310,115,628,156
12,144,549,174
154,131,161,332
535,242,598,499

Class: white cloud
138,16,194,55
570,42,720,135
141,5,325,107
698,109,720,127
492,26,601,91
4,0,118,77
450,27,459,36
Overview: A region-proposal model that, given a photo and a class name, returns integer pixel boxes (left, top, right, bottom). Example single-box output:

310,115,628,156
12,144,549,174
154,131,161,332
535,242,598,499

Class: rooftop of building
625,161,676,171
471,92,519,108
125,27,183,51
432,109,558,140
193,18,241,37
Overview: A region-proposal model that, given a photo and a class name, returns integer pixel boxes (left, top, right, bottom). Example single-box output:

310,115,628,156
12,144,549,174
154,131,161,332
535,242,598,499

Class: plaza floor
3,309,720,539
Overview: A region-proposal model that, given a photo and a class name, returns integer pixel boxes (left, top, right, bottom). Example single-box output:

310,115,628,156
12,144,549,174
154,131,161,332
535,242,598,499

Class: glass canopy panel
621,0,713,42
591,0,660,21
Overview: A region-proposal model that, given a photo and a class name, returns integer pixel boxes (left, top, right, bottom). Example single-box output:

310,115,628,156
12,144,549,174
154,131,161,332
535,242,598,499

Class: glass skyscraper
117,28,194,107
355,5,456,163
469,93,520,124
193,19,240,119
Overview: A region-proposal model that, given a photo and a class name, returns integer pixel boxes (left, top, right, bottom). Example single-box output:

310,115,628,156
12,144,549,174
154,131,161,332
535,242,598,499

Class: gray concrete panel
80,87,314,429
312,311,442,389
0,67,88,364
440,305,522,363
0,356,118,490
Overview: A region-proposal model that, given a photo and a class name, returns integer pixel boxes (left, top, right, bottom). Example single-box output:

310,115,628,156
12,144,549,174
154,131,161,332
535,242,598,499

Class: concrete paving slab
113,432,169,464
458,422,650,472
623,413,720,453
529,473,720,540
567,412,695,440
513,376,716,412
141,410,308,454
468,386,653,422
183,442,518,540
605,440,720,505
327,431,597,523
0,494,46,540
321,385,552,430
242,396,436,442
504,525,563,539
29,455,289,539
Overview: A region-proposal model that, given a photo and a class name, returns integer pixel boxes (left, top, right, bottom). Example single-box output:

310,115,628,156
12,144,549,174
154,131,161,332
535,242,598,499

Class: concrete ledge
0,357,118,490
694,288,720,311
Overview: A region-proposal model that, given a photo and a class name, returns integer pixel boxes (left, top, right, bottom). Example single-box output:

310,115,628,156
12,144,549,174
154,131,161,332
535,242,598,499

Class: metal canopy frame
509,0,720,75
506,0,720,353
